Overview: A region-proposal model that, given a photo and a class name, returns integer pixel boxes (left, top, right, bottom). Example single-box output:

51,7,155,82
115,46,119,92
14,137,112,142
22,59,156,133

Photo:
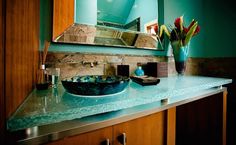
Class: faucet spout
82,61,98,67
90,62,94,67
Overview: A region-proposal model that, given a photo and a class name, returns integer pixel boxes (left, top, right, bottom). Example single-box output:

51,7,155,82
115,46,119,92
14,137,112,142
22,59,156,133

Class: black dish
36,82,49,90
61,75,130,96
130,76,160,86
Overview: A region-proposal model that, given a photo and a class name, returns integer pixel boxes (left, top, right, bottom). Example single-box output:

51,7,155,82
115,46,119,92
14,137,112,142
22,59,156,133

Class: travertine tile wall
186,58,236,77
46,52,167,79
165,57,236,77
47,52,236,79
46,52,236,79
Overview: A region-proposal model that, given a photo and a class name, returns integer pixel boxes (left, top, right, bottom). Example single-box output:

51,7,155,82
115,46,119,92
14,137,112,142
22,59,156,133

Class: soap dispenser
134,63,144,76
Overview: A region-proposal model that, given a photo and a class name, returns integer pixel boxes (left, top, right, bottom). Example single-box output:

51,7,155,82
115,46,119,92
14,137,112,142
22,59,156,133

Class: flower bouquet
158,16,200,74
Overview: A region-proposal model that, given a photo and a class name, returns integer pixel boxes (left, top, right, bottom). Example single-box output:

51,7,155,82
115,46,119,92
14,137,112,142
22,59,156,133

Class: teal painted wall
40,0,52,50
75,0,97,25
97,0,135,24
40,0,166,56
126,0,158,32
163,0,236,57
201,0,236,57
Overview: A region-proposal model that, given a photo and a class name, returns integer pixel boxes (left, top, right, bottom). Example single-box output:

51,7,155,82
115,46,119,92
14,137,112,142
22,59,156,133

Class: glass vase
171,42,190,75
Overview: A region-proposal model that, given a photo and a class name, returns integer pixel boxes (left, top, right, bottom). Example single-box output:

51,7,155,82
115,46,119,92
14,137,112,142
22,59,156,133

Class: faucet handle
94,61,98,65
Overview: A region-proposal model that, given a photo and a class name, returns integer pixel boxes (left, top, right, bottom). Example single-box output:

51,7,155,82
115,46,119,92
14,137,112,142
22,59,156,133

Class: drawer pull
101,138,110,145
117,133,126,145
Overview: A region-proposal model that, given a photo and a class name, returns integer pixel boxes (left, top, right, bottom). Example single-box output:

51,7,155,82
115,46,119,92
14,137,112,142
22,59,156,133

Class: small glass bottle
134,63,144,76
37,64,45,83
36,64,49,90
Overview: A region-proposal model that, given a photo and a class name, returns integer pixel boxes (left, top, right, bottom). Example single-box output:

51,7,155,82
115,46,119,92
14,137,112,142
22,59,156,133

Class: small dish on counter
36,82,49,90
130,76,160,86
61,75,130,96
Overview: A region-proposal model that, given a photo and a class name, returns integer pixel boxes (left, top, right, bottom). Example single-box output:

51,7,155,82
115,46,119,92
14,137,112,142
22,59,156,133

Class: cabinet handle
101,139,110,145
117,133,126,145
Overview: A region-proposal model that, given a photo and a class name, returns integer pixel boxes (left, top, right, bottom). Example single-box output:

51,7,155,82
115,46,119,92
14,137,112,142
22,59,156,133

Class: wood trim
52,0,74,40
223,90,227,145
5,0,39,118
0,0,6,142
167,107,176,145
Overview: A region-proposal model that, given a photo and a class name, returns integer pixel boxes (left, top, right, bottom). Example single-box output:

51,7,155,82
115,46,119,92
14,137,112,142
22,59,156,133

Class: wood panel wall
0,0,5,142
53,0,74,40
5,0,39,118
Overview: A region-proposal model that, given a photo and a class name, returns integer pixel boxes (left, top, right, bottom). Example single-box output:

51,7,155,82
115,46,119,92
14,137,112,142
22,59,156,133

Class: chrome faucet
82,61,98,68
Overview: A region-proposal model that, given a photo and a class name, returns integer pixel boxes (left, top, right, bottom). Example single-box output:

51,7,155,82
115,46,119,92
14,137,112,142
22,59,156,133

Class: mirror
53,0,163,50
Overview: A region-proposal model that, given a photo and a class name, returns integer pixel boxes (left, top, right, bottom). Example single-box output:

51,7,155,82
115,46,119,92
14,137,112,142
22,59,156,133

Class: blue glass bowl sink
61,75,130,96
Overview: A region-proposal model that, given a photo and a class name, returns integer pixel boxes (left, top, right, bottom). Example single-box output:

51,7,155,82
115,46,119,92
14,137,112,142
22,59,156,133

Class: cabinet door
176,92,226,145
46,126,112,145
113,111,166,145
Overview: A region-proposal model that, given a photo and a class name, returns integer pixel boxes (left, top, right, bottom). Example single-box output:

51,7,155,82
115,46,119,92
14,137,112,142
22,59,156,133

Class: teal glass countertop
7,76,232,131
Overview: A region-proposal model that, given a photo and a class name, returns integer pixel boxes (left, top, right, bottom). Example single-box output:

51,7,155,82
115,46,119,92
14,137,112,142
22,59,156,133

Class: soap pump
134,63,144,76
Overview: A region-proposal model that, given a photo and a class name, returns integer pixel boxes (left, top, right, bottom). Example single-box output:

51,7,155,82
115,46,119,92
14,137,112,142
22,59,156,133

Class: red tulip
183,27,188,33
187,20,196,31
194,25,200,35
187,20,200,35
174,17,181,29
174,16,184,32
160,16,200,46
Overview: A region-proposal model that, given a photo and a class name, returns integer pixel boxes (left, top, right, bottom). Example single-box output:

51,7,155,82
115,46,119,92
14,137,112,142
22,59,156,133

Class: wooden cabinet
46,127,112,145
0,0,5,142
46,108,176,145
1,0,39,142
176,92,227,145
113,111,165,145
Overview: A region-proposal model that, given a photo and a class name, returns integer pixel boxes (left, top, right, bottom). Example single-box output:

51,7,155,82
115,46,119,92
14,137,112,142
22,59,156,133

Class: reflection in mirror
96,0,157,33
97,17,141,32
56,24,158,49
53,0,164,50
97,0,141,31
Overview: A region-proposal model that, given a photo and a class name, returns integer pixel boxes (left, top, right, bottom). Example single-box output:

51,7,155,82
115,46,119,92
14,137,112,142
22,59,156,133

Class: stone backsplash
46,52,236,79
45,52,167,80
161,56,236,77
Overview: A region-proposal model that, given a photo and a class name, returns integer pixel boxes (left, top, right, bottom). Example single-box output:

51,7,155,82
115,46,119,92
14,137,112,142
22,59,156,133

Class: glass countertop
7,75,232,131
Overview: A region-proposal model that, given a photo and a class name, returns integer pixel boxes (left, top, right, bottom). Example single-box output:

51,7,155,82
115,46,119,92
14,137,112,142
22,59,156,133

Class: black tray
131,76,160,86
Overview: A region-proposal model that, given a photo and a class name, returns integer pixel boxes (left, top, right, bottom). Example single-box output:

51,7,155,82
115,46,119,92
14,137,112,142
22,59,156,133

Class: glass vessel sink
61,75,130,96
